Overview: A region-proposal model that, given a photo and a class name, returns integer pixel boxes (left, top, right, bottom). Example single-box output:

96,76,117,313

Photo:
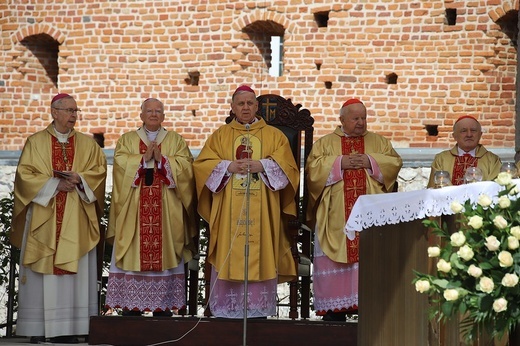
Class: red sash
452,154,478,185
342,136,366,263
138,140,163,271
52,136,75,275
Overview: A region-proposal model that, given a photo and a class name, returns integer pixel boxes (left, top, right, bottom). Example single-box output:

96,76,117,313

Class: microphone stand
242,124,251,346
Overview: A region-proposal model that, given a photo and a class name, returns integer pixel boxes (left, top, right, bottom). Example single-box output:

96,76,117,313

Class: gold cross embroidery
143,216,159,234
144,181,160,196
142,253,160,270
345,178,363,198
348,240,358,252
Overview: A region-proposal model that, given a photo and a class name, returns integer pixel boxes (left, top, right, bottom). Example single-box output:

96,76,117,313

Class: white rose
508,236,519,250
467,264,483,278
450,201,464,213
501,273,519,287
485,235,501,251
427,246,441,257
498,195,512,209
479,277,495,293
493,298,508,313
468,215,483,229
415,280,430,293
478,194,492,207
457,245,474,261
437,259,452,273
450,231,466,247
509,185,519,196
496,172,513,186
511,226,520,239
493,215,508,230
498,251,514,267
443,289,459,301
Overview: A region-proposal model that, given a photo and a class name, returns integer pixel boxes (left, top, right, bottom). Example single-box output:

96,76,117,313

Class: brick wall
0,0,517,151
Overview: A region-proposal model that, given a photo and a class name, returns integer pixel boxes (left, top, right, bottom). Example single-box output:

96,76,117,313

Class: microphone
243,120,251,343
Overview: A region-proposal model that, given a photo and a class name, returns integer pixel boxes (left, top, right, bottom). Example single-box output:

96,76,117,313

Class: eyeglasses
53,108,82,115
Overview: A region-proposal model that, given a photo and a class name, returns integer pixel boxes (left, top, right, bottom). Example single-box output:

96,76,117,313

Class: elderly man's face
140,99,165,131
453,118,482,152
51,97,78,133
231,92,258,124
340,103,367,137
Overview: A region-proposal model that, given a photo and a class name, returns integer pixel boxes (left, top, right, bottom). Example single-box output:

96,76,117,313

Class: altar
346,181,520,346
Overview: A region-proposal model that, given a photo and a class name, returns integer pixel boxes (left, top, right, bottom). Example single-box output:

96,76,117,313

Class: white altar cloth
344,179,520,239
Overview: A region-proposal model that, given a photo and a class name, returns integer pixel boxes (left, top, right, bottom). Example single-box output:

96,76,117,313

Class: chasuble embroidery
138,140,163,271
342,136,366,263
227,131,262,278
51,136,75,275
452,154,478,185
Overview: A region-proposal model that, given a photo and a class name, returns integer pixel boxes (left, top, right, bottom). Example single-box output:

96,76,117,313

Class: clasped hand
57,172,81,192
143,141,162,162
228,159,264,175
341,154,369,170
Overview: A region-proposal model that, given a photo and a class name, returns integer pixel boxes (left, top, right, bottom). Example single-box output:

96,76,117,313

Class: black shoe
153,310,173,317
30,336,46,344
49,335,79,344
122,309,142,316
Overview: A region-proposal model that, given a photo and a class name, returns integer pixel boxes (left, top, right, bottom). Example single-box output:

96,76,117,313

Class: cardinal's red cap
341,98,364,108
455,115,479,124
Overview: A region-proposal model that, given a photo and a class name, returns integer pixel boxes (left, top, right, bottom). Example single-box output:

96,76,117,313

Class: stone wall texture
0,0,518,152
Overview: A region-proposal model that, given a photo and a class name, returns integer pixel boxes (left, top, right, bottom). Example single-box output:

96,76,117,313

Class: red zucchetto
455,115,479,124
341,98,364,108
51,93,71,105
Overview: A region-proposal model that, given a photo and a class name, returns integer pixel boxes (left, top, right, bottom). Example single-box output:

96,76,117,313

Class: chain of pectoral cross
59,142,71,171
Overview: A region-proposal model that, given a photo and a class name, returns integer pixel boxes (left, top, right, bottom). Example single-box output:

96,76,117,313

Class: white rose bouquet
413,172,520,342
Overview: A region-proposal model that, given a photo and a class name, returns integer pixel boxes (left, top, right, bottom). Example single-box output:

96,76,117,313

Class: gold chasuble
194,118,299,283
427,145,502,188
11,124,107,274
107,128,197,272
306,127,402,264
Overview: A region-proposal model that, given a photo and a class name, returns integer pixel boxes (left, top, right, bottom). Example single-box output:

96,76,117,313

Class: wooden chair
198,94,314,319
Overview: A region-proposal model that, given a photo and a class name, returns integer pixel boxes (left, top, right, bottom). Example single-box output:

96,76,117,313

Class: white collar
53,126,71,143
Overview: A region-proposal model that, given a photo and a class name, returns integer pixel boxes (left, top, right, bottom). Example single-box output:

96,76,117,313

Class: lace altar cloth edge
344,179,520,239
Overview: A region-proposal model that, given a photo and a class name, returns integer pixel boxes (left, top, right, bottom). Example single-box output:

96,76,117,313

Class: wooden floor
88,316,358,346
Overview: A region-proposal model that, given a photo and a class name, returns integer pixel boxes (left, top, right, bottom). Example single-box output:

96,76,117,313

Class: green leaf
432,279,450,289
441,301,454,317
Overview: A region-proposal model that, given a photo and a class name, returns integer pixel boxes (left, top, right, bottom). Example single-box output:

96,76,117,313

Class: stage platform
88,316,358,346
